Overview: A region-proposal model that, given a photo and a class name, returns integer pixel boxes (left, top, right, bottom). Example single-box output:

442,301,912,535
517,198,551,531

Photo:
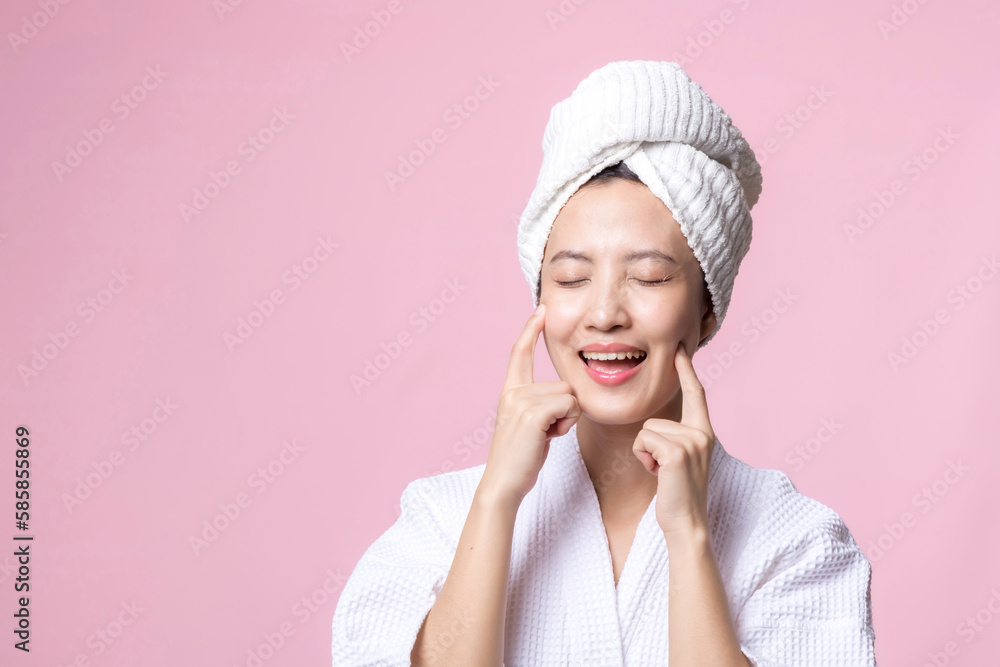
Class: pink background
1,0,998,664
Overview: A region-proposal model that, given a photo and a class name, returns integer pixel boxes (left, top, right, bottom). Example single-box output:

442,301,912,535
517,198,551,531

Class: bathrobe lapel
528,423,658,666
544,422,728,664
550,425,627,666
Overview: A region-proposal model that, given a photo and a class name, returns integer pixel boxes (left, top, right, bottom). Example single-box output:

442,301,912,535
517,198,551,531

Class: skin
412,178,750,666
540,179,749,665
537,177,717,534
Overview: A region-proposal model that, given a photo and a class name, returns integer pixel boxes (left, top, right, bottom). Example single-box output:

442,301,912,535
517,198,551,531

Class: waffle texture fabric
331,423,876,666
516,60,763,350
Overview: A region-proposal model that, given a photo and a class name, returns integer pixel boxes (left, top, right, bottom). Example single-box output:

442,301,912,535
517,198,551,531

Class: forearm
411,482,518,667
666,523,751,667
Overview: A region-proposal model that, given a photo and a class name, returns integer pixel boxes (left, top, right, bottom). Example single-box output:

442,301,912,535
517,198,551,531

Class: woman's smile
578,344,648,386
537,176,717,424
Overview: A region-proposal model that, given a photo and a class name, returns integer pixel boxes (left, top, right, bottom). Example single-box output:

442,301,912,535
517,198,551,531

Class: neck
575,393,683,520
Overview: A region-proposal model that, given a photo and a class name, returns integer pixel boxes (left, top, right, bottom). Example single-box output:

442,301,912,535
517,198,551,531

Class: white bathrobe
331,423,876,666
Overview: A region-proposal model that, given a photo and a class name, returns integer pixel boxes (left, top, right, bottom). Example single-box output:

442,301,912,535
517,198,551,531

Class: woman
332,61,876,666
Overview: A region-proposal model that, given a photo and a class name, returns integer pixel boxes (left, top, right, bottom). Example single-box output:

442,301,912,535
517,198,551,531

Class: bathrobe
331,423,876,666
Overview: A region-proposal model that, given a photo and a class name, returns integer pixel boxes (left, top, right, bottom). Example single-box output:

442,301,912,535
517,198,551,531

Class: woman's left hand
632,341,717,541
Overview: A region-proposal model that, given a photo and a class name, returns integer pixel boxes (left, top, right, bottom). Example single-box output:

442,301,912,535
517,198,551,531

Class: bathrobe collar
527,421,728,664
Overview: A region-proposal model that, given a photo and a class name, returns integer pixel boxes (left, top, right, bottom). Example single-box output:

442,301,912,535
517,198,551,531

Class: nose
583,277,630,330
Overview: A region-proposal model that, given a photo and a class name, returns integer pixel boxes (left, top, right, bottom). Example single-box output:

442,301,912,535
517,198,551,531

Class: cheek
637,300,687,337
544,322,577,352
543,320,588,360
542,302,578,331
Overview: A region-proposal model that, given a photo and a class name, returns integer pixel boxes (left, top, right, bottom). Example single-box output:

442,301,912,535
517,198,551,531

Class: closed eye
554,278,671,286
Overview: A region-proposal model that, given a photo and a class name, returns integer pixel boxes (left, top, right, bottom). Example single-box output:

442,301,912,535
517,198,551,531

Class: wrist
662,516,711,554
474,475,523,515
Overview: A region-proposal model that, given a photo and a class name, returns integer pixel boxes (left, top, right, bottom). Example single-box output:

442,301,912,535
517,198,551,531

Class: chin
577,395,651,426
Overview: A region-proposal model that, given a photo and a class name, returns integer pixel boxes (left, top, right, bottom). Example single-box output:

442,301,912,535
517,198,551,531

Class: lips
579,342,646,354
579,351,646,371
578,349,646,386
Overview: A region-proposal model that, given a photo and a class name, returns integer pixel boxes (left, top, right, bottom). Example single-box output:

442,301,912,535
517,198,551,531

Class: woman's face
539,178,717,425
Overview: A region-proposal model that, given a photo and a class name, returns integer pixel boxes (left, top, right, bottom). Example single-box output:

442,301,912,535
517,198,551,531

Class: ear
698,306,718,347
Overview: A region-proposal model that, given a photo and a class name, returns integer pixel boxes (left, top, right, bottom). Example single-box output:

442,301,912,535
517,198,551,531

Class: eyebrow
548,249,680,266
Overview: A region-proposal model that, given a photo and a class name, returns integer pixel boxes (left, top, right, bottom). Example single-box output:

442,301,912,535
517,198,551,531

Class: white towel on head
517,60,763,348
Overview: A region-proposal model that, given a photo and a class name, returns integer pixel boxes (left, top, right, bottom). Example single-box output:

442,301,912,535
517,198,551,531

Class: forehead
543,179,693,263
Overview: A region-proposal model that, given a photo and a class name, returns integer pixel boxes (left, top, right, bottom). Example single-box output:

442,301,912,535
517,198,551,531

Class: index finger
504,304,546,388
674,341,712,435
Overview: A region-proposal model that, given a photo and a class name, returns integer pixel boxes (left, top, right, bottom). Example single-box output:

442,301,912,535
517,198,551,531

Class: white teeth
581,350,646,361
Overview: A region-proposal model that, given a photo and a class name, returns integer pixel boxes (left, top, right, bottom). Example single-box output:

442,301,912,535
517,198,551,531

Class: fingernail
535,303,545,314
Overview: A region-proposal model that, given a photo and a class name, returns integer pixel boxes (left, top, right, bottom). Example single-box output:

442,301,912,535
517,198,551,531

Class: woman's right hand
479,304,582,508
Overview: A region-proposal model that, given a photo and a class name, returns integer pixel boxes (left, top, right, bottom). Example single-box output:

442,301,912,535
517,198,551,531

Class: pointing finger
675,341,712,435
504,304,546,388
